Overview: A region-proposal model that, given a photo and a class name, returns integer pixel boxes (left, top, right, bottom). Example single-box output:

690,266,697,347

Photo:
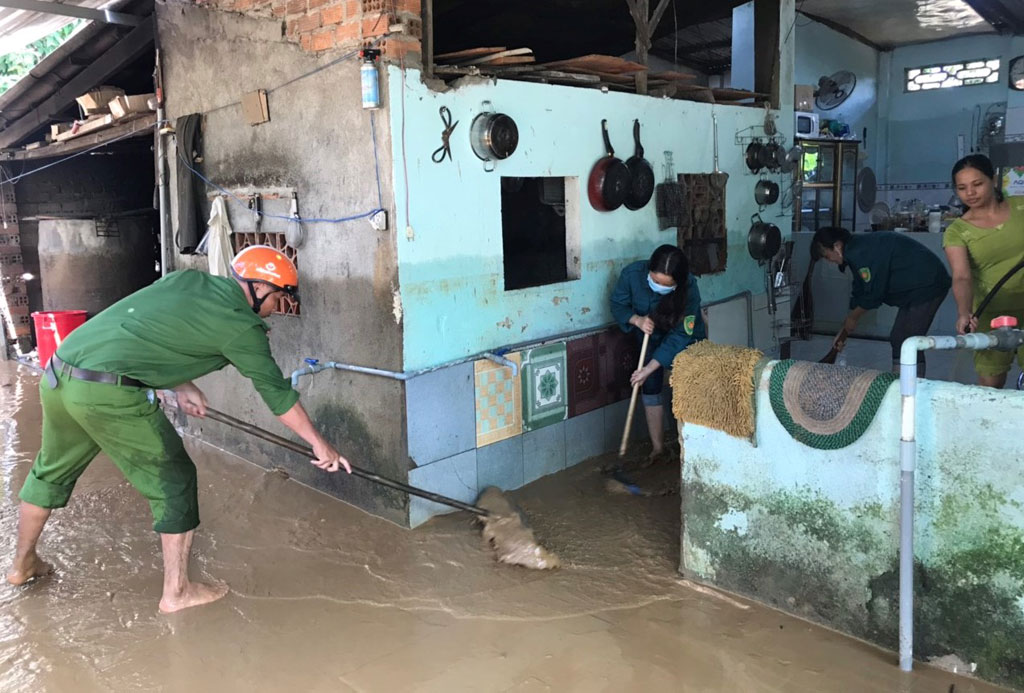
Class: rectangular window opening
905,58,1000,92
501,176,581,291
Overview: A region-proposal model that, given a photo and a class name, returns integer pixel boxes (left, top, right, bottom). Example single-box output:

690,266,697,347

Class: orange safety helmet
231,245,299,311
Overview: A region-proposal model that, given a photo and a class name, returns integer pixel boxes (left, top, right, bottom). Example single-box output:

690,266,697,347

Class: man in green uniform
7,245,350,613
812,227,951,376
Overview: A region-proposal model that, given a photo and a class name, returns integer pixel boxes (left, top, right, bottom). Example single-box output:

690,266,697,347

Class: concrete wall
794,17,881,170
680,364,1024,689
158,1,408,523
13,144,155,318
38,217,158,317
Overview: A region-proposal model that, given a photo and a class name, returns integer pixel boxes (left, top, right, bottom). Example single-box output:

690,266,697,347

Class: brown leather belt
50,355,149,389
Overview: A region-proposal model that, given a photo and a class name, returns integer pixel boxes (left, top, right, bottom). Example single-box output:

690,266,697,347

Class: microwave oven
795,111,819,137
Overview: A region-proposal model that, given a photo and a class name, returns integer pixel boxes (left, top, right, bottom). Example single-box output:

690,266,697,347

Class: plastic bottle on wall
360,49,381,110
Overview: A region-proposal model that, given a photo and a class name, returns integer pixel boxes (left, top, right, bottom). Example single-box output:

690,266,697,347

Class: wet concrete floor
0,361,1006,692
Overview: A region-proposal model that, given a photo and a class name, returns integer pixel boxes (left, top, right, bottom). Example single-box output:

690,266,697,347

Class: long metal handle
202,406,489,517
620,332,651,457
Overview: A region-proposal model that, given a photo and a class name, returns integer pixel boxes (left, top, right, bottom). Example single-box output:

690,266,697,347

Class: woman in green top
944,154,1024,388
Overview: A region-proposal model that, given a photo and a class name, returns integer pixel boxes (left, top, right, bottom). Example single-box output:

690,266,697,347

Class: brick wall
0,178,30,349
201,0,422,61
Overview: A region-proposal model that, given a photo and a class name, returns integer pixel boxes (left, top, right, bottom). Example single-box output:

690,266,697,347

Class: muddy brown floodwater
0,361,1007,692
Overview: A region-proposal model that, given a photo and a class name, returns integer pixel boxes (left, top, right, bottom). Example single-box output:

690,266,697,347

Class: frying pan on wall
746,140,766,174
624,119,655,210
588,120,631,212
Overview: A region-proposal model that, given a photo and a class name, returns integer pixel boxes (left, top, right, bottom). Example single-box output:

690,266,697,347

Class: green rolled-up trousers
19,371,199,534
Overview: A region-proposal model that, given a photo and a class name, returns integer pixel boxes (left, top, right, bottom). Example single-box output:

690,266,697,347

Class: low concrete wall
680,363,1024,689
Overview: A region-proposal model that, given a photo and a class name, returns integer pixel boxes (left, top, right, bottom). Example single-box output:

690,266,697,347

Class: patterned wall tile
520,343,568,432
567,333,609,418
599,327,640,404
474,352,523,448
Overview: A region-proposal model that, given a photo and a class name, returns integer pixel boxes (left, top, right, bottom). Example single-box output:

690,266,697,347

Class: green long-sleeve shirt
56,270,300,415
610,260,706,367
843,232,951,311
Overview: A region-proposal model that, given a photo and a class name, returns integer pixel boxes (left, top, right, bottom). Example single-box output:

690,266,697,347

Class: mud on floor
0,362,1004,692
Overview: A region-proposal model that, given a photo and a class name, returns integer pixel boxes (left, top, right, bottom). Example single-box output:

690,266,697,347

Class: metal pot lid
482,113,519,160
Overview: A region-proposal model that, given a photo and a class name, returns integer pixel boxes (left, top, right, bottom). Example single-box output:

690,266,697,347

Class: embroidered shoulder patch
684,315,696,335
859,267,872,282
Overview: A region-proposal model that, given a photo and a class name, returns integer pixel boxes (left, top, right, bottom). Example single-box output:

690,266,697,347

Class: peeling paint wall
389,4,797,372
681,364,1024,688
158,1,407,523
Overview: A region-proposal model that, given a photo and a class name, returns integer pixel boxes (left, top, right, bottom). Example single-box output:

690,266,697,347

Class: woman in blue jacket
610,245,706,463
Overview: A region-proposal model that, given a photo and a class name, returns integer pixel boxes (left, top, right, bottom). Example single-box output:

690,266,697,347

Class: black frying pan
588,120,631,212
624,119,655,210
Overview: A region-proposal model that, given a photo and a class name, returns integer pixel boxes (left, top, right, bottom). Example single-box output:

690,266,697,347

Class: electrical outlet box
370,210,388,231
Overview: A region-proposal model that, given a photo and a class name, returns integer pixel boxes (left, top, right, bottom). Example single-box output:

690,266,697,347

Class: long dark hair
648,244,690,331
952,154,1004,210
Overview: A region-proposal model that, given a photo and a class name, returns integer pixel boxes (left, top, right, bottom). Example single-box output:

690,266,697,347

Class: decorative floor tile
474,352,523,448
567,333,609,418
520,343,568,432
598,327,640,404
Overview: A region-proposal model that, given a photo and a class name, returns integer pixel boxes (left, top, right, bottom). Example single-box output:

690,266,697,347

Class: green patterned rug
768,360,897,450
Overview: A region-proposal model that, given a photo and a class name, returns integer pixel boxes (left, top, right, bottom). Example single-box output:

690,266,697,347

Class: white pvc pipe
897,332,998,671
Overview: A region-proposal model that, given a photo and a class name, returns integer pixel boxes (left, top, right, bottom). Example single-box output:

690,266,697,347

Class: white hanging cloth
198,195,234,277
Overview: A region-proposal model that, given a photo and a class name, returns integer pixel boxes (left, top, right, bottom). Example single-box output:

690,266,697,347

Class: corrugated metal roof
0,0,109,55
0,0,150,145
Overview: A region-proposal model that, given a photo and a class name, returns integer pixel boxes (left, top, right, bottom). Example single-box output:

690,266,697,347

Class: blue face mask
647,273,676,295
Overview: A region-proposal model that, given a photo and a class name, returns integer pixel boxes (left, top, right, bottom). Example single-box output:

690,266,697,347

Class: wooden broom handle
620,332,651,457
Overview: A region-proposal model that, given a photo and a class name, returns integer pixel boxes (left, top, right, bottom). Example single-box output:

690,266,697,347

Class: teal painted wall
681,365,1024,688
881,34,1024,184
794,18,881,174
388,68,795,370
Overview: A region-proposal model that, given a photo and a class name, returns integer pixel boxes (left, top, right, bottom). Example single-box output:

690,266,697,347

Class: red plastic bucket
31,310,87,366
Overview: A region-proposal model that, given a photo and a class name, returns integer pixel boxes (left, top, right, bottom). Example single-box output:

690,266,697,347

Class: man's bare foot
6,552,54,586
159,580,229,614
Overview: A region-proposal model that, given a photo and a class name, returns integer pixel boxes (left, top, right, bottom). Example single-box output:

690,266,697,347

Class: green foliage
0,21,83,95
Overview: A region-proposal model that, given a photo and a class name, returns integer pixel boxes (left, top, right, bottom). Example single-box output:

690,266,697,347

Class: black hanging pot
748,213,781,262
470,101,518,171
762,141,784,172
624,119,655,210
745,140,765,174
754,178,780,206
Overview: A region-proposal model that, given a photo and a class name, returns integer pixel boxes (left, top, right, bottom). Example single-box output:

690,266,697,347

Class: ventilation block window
678,173,727,276
906,58,1000,92
501,176,581,291
232,231,300,316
